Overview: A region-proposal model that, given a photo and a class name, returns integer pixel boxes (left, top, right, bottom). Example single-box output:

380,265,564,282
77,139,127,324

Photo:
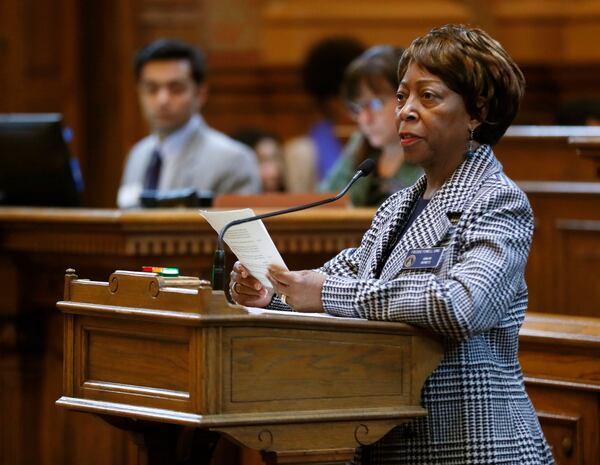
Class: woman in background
232,127,286,193
321,45,423,206
284,37,365,192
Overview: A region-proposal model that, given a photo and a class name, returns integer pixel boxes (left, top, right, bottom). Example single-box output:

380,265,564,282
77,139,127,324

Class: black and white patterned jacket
271,145,555,464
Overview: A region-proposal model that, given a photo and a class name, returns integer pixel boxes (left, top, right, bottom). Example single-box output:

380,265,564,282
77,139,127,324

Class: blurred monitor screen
0,113,82,207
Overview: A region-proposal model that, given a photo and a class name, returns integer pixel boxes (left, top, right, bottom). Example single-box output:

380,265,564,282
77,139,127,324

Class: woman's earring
466,128,476,157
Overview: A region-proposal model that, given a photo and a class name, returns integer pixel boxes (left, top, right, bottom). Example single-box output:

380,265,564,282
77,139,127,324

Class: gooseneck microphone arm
211,158,376,291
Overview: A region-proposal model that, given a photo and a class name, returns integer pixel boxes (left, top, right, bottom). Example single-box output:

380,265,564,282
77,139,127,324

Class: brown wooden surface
0,0,84,156
520,182,600,316
520,313,600,465
1,187,599,465
57,270,444,464
569,136,600,177
497,126,600,182
213,192,350,209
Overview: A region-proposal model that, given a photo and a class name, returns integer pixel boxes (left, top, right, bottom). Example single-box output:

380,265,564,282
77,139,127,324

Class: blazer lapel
366,177,426,277
376,145,503,278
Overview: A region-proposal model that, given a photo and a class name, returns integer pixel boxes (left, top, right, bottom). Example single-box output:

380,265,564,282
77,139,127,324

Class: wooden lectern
56,269,443,465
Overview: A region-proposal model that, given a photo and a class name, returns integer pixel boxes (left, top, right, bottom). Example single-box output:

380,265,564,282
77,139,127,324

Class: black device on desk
140,188,213,208
0,113,82,207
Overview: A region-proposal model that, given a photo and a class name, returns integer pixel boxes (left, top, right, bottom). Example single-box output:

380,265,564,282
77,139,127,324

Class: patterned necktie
143,148,162,190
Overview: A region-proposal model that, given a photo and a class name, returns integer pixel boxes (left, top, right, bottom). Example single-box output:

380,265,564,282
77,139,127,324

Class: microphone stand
211,159,375,292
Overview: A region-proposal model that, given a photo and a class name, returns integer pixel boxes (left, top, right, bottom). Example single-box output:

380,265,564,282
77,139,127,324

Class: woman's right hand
229,261,273,307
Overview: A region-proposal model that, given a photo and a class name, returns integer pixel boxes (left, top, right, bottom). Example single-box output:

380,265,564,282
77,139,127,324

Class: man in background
118,39,261,208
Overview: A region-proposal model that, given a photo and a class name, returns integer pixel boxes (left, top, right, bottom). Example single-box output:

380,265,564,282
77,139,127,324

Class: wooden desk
520,182,600,316
520,313,600,465
569,136,600,177
497,126,600,181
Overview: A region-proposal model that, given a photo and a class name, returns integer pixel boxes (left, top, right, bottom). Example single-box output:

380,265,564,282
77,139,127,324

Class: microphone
211,158,376,292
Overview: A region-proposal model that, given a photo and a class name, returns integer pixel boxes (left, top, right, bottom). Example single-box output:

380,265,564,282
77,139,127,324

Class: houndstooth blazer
270,145,555,464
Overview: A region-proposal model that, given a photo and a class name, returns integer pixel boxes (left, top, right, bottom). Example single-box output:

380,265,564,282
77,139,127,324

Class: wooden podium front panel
70,314,198,412
222,327,410,413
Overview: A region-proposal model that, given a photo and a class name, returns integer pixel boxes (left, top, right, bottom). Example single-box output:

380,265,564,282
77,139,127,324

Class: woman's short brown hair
397,24,525,145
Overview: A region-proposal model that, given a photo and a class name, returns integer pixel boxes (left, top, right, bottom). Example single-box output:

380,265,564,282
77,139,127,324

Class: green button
159,267,180,277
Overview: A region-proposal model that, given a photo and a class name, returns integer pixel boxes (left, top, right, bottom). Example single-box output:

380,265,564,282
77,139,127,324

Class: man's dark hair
134,38,206,84
301,37,365,102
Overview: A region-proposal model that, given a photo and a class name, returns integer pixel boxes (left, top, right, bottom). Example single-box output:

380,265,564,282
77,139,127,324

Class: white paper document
199,208,288,288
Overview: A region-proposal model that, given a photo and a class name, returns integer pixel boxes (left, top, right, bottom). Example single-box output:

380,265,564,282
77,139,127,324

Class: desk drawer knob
561,436,573,457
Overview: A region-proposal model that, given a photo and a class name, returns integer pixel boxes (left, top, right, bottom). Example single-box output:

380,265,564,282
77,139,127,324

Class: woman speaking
230,24,554,465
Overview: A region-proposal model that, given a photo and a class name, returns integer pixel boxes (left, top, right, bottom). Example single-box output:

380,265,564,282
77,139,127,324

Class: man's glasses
347,97,386,120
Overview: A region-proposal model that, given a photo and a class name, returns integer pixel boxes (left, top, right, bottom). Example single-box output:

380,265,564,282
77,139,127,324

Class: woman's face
349,80,399,149
255,137,285,192
395,62,476,169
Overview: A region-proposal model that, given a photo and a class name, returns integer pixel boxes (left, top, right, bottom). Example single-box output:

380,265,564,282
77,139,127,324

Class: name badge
402,247,444,270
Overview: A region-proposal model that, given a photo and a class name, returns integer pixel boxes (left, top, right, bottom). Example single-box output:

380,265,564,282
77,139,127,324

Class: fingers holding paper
267,266,327,313
229,261,273,307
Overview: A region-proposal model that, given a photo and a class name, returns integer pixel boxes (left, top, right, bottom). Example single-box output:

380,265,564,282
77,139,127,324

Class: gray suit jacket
118,116,261,207
270,145,554,464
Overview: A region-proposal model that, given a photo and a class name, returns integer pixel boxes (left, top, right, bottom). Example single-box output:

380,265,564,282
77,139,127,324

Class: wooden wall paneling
524,215,546,313
555,220,600,317
520,312,600,465
496,127,600,182
512,64,600,125
513,67,559,125
0,0,11,111
546,64,600,104
203,65,316,139
0,0,84,159
0,0,21,112
137,0,205,47
521,182,600,315
38,282,138,465
81,0,139,208
260,1,469,65
260,1,600,65
494,6,565,66
0,257,43,465
0,353,43,465
528,386,596,465
203,0,262,59
0,259,47,465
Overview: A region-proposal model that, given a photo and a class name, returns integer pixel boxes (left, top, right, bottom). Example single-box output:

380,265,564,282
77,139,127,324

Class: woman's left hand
267,266,327,312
